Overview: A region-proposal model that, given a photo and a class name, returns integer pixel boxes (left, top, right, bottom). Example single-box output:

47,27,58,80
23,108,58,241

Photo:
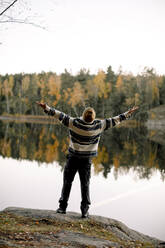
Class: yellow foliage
51,133,56,140
3,78,13,96
85,79,98,98
37,80,45,89
24,97,29,104
19,145,27,159
113,155,121,169
93,70,111,98
35,131,60,163
149,130,156,138
9,75,14,89
126,97,134,106
124,141,132,150
39,127,46,140
61,137,69,154
63,88,71,102
155,162,159,169
45,139,59,163
37,79,48,99
124,141,137,156
93,146,109,174
22,76,30,93
48,75,61,105
132,142,137,155
146,145,158,168
147,147,157,168
34,144,43,161
134,93,141,105
116,75,123,91
150,112,156,120
34,127,47,161
1,140,11,157
157,76,163,87
68,82,85,107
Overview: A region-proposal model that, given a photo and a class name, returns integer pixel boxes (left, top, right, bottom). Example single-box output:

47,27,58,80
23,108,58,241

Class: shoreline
0,115,58,124
0,114,141,127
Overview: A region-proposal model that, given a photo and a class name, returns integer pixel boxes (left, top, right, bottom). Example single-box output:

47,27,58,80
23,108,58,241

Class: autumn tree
116,75,123,92
2,75,14,113
63,81,85,116
93,70,111,99
48,74,61,106
91,70,111,117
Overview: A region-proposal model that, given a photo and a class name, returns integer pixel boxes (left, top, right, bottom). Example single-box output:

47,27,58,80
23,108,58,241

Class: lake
0,119,165,241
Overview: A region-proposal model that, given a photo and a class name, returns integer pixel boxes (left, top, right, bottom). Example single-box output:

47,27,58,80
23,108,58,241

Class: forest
0,66,165,120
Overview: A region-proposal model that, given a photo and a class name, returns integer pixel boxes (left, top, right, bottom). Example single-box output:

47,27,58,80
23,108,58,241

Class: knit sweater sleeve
102,110,132,131
44,104,73,128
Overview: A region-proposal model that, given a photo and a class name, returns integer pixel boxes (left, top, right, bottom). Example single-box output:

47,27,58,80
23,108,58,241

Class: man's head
82,107,96,123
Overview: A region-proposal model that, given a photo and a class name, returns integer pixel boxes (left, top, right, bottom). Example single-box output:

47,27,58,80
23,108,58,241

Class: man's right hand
36,101,46,110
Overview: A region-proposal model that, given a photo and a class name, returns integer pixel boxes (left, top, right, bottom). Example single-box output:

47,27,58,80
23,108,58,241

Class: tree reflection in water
0,120,165,181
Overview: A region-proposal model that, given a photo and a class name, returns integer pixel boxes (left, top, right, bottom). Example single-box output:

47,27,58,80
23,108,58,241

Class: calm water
0,120,165,240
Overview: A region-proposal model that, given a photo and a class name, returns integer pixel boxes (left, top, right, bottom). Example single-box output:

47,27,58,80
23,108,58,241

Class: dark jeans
59,155,91,212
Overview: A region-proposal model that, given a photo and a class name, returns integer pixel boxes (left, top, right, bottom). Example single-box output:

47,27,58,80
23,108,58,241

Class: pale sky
0,0,165,75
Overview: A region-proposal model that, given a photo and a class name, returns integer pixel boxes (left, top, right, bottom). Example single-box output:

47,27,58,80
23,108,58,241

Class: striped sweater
44,105,131,158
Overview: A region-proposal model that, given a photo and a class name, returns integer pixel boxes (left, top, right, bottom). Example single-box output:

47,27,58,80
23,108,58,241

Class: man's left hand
127,106,139,115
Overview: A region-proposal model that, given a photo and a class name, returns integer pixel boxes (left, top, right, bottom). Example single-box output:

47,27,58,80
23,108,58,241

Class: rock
1,207,165,248
89,215,160,243
54,230,121,248
0,239,17,247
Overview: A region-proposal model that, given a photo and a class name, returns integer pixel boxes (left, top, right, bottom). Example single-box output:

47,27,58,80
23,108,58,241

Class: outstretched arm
36,101,73,128
103,106,139,130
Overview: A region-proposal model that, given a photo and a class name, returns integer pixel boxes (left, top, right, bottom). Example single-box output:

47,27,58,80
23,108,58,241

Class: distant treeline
0,66,165,120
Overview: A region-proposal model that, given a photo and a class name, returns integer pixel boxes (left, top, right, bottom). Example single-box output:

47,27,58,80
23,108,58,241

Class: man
36,102,138,218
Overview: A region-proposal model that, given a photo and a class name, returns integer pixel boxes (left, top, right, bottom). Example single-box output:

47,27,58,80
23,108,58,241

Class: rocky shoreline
0,207,165,248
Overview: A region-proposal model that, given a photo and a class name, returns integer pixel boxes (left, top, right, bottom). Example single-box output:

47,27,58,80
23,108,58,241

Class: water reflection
0,120,165,180
0,120,165,240
0,156,165,240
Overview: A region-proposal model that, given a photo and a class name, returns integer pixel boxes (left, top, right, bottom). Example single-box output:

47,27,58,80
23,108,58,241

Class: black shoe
81,212,89,218
56,208,66,214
